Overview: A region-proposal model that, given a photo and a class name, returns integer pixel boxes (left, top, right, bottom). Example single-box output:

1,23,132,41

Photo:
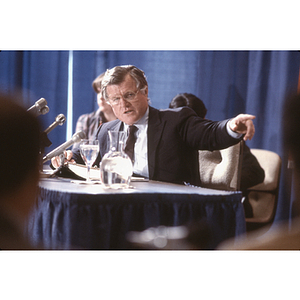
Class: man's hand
229,114,256,141
51,150,74,168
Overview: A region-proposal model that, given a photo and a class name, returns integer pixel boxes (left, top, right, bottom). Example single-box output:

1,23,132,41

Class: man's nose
119,96,130,107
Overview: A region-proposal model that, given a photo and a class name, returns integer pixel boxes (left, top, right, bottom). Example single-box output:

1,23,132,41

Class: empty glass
79,139,99,182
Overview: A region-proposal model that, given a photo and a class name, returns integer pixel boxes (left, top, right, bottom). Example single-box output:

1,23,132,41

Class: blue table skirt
27,185,245,250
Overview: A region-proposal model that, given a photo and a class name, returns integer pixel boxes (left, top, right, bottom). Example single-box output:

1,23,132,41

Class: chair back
198,141,243,191
246,149,281,225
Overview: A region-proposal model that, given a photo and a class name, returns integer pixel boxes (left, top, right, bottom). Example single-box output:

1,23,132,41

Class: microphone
44,114,66,134
27,98,49,116
42,131,86,163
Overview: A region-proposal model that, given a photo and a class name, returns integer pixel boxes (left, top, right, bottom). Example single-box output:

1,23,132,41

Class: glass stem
86,164,91,181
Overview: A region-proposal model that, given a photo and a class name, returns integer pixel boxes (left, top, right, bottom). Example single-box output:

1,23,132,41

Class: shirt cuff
226,120,243,139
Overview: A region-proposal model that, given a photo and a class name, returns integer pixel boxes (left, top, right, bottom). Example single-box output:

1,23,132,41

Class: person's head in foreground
0,92,41,223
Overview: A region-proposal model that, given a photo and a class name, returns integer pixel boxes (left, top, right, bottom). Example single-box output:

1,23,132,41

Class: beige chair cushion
199,142,242,191
248,191,276,222
248,149,281,191
246,149,282,223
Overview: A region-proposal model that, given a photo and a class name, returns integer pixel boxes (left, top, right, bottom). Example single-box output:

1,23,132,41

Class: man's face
106,74,149,125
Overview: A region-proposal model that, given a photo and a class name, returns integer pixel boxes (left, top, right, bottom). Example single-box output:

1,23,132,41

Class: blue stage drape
0,50,299,224
0,50,69,150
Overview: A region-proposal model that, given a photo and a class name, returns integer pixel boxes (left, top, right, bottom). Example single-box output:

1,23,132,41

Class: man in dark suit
0,92,41,250
63,65,256,186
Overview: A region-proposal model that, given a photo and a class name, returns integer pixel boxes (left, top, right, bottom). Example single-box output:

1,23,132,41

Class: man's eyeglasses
108,90,140,106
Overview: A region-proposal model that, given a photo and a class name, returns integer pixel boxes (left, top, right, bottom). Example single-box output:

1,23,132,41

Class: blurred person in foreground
72,72,117,149
0,93,41,250
169,93,265,217
52,65,256,186
218,93,300,250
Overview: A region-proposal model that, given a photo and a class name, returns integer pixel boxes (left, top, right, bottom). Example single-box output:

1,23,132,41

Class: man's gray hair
101,65,148,101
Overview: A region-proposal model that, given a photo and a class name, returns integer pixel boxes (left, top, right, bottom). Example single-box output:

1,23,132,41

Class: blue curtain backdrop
0,50,299,224
0,51,69,148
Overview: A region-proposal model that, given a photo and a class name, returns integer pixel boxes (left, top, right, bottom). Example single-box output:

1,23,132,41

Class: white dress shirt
123,107,149,178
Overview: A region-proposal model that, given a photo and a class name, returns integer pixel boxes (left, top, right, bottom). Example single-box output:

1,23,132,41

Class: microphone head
28,98,49,116
56,114,66,125
36,98,49,115
72,131,86,143
36,98,47,107
40,105,50,115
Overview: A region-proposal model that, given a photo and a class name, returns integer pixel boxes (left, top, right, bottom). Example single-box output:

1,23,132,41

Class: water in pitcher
100,154,133,189
99,130,133,189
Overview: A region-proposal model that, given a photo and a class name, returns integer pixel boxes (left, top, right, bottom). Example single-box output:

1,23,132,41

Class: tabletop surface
39,176,242,197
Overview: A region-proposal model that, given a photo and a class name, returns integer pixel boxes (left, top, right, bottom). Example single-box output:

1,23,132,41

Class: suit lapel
106,120,124,132
147,107,165,178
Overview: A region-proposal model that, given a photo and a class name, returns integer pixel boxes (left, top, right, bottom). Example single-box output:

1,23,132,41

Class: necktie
125,125,138,162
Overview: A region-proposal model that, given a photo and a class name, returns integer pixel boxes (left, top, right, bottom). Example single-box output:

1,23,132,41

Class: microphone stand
39,132,53,174
39,132,52,154
38,114,66,173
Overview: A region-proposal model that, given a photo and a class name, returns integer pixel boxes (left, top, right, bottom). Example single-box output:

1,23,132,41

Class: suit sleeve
177,108,242,151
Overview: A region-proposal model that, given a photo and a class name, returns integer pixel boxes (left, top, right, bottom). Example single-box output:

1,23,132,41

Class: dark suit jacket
74,106,242,186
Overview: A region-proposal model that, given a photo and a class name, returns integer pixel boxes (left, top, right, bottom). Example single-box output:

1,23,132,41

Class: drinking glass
79,139,99,182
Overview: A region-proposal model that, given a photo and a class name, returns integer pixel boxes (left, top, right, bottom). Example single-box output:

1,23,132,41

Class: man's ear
142,86,148,97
